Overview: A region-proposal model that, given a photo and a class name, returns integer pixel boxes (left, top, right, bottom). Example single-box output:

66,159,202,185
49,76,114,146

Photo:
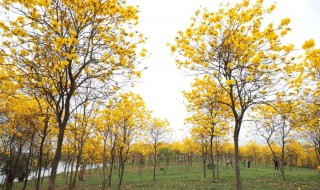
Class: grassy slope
13,161,320,190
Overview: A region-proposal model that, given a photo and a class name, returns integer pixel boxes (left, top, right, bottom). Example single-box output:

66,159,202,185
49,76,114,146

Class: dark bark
47,124,67,190
70,123,86,190
234,121,242,190
118,148,126,190
107,137,117,187
280,137,286,180
101,139,108,190
36,115,49,190
153,148,157,181
201,144,207,179
210,135,215,180
23,133,35,190
5,138,24,190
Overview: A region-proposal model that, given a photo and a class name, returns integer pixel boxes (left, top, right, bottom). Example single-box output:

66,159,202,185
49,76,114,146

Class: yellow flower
213,70,218,76
295,71,303,83
135,71,142,78
170,45,177,52
20,49,29,56
282,44,294,52
252,54,261,64
302,39,315,49
280,18,290,26
140,52,146,57
225,79,235,86
246,75,253,82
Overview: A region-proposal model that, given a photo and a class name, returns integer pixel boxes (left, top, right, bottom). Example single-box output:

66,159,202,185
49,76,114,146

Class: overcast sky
127,0,320,144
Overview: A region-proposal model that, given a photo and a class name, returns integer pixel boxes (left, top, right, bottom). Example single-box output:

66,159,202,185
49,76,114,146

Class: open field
12,162,320,190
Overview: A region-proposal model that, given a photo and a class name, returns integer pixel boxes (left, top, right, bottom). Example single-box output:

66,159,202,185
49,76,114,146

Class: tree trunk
48,126,66,190
65,157,71,184
234,126,242,190
69,160,74,187
70,125,86,190
6,141,23,190
202,144,207,179
36,117,49,190
23,133,35,190
102,139,108,190
216,154,219,178
280,138,286,180
210,136,215,180
79,164,86,181
118,159,125,190
314,144,320,166
107,143,116,187
153,148,157,181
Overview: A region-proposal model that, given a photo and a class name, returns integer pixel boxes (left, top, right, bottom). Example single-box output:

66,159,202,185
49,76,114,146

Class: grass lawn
12,161,320,190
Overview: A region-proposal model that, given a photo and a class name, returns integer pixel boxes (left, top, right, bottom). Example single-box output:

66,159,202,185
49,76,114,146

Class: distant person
242,160,246,167
274,159,279,170
247,160,251,168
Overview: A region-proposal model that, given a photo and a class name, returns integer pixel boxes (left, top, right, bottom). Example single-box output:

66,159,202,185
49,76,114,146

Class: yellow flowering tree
0,96,40,190
184,75,231,180
171,1,296,188
0,0,145,189
95,102,118,189
113,92,150,190
299,42,320,165
254,99,305,180
148,117,170,181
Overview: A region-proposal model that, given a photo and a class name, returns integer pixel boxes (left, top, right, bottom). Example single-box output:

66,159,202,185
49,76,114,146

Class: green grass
12,162,320,190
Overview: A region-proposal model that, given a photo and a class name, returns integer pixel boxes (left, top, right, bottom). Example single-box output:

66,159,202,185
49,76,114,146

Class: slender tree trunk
280,138,286,180
79,164,86,181
48,125,67,190
70,157,81,190
107,160,114,187
202,144,207,179
314,144,320,165
210,136,215,180
234,124,242,190
70,126,86,190
36,117,49,190
107,143,116,187
102,139,107,190
6,141,23,190
202,157,207,179
36,141,45,189
23,133,35,190
48,89,73,190
69,160,74,187
216,154,219,178
153,147,157,181
118,159,125,190
65,158,71,184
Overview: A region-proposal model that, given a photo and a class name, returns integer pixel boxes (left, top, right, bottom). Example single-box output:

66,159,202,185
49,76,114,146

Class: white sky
128,0,320,144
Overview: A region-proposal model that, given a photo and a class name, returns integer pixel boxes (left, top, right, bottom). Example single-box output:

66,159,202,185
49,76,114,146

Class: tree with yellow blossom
298,41,320,165
0,0,145,189
254,98,305,180
171,0,300,188
112,92,150,190
148,117,170,181
184,75,231,180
